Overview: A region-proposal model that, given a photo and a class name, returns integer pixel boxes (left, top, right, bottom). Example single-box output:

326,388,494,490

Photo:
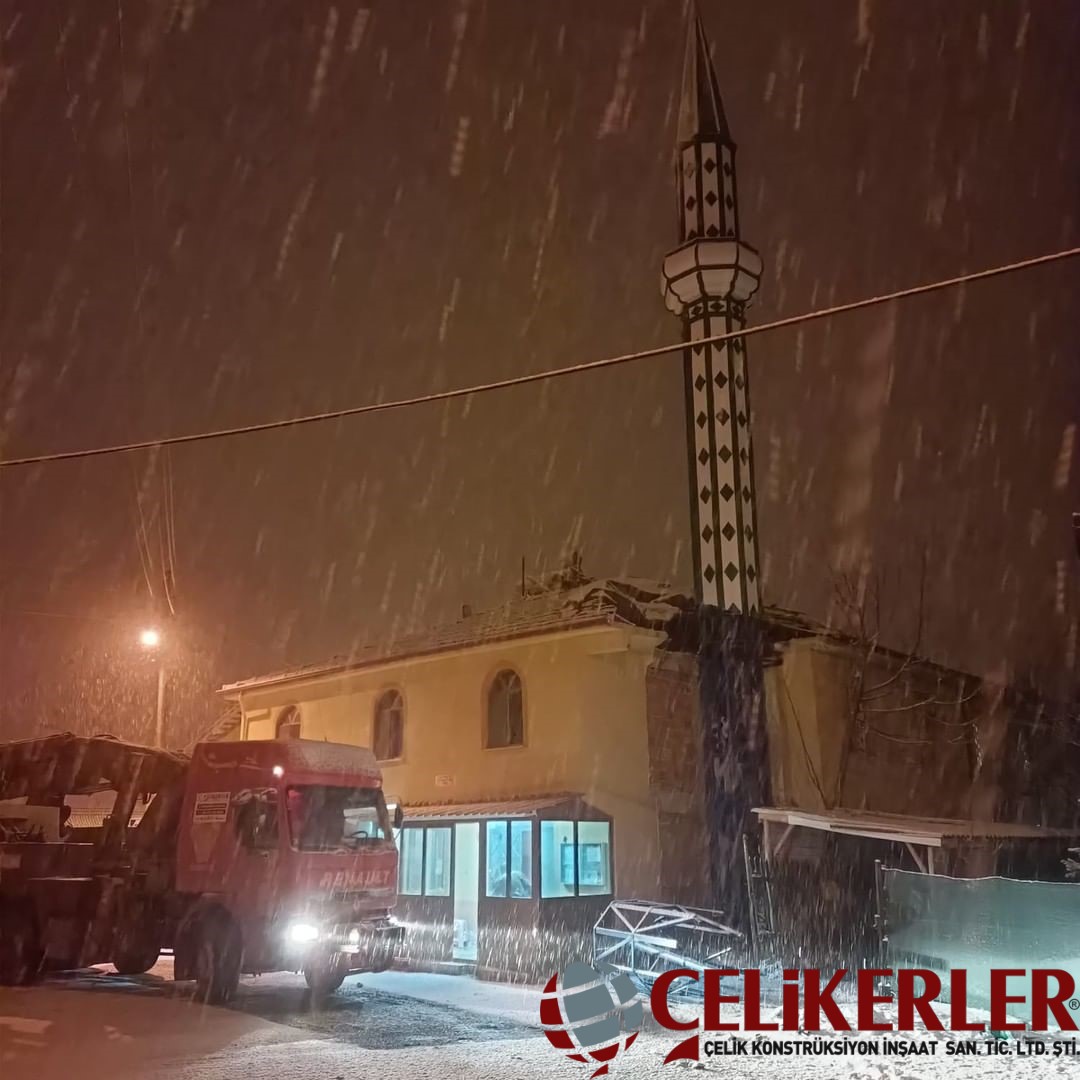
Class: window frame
398,826,424,896
539,819,613,899
234,790,279,852
485,818,533,899
423,826,452,897
398,824,455,898
484,667,526,751
372,687,406,763
284,784,394,854
575,820,612,895
275,705,301,741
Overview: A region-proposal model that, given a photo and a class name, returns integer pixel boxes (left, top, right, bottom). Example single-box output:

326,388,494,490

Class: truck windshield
285,785,391,852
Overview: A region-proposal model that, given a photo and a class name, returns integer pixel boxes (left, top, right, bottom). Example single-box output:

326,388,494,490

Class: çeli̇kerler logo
541,962,644,1077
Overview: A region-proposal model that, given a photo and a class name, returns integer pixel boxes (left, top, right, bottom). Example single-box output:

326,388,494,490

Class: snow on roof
217,566,1001,701
194,738,381,779
279,738,380,777
222,577,688,694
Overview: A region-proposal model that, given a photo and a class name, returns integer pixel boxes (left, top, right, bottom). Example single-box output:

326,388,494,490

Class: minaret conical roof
677,12,732,147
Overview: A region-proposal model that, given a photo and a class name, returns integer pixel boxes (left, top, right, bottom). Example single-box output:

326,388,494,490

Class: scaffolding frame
592,899,742,998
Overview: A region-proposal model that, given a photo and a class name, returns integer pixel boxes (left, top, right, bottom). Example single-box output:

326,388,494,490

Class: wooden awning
752,805,1080,875
402,793,606,822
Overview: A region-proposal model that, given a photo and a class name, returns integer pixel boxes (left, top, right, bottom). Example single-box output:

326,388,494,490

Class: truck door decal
318,867,394,892
193,791,231,824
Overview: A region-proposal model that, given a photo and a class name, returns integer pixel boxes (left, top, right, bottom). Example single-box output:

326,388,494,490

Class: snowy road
2,961,1080,1080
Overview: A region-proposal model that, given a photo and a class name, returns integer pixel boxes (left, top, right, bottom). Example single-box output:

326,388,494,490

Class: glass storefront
400,815,611,901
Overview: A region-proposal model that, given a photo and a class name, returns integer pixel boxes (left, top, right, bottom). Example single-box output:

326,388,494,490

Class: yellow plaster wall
232,628,663,896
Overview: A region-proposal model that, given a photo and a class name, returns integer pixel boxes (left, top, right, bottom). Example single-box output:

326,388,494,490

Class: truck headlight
285,921,320,944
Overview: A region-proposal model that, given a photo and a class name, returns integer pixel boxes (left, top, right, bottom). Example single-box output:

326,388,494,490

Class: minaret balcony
660,238,763,316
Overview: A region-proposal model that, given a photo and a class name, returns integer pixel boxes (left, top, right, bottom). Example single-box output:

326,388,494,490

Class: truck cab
174,739,404,998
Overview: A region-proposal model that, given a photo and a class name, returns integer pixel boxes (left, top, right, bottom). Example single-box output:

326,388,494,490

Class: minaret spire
661,9,763,613
677,13,731,146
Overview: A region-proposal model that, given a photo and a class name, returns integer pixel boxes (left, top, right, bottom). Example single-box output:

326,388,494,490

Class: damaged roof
222,577,688,695
218,569,993,699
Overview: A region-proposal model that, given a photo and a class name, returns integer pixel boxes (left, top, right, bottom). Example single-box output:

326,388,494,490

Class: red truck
0,733,404,1001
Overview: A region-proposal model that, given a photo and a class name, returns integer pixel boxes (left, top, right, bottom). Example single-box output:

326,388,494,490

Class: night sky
0,0,1077,745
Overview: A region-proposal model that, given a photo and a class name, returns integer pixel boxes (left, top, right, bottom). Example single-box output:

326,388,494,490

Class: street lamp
139,628,167,748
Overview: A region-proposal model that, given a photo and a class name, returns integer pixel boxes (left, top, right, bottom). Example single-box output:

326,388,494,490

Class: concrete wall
763,642,847,811
764,636,1007,819
232,626,667,898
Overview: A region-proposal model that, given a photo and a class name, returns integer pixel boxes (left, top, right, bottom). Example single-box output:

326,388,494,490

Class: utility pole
139,627,167,748
154,661,167,749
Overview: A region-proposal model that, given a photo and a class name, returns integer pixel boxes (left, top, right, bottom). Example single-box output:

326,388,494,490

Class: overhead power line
1,245,1077,470
0,608,128,625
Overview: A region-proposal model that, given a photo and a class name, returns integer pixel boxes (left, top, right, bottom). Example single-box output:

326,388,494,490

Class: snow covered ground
1,961,1079,1079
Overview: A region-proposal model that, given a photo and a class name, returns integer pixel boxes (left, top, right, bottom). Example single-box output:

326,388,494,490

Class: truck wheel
192,917,241,1005
304,961,346,997
371,944,394,973
113,925,161,975
112,898,161,975
0,905,42,987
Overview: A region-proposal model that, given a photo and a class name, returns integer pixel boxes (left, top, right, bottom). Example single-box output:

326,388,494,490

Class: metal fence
879,866,1080,1023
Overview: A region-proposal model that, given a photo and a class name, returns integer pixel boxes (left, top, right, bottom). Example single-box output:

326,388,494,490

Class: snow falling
0,2,1077,1078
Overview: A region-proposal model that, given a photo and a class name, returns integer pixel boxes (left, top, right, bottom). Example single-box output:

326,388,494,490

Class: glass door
452,822,479,961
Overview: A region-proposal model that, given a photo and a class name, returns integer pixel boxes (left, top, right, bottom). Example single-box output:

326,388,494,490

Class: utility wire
1,245,1077,470
0,609,129,625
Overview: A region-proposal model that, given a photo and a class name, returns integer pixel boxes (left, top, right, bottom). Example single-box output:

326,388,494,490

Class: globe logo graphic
541,961,643,1077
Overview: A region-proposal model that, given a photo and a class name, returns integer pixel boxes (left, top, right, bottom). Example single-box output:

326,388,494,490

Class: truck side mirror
392,804,404,830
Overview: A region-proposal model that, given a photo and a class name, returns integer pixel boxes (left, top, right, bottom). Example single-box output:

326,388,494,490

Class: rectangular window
424,826,452,896
577,820,612,896
485,820,534,898
399,827,423,895
486,821,508,897
509,820,533,898
538,820,612,898
540,820,576,898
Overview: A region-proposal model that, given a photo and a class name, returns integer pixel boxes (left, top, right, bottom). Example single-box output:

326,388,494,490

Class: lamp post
139,628,167,748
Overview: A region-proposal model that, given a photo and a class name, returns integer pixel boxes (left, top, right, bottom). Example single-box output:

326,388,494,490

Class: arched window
276,705,301,741
486,669,524,749
373,689,405,762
